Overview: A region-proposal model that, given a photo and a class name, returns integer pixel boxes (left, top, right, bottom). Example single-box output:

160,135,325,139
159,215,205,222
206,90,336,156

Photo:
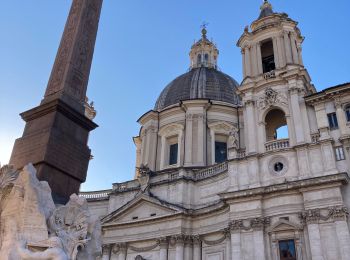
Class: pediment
102,195,181,224
267,219,302,233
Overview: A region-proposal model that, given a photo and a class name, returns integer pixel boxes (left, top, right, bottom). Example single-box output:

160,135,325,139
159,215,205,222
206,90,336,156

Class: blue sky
0,0,349,191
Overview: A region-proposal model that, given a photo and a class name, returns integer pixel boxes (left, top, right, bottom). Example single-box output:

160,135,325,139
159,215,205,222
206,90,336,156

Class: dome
154,67,240,110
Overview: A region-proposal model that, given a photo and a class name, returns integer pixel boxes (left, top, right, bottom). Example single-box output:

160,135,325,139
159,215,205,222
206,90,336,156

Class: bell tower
237,1,316,156
238,0,305,80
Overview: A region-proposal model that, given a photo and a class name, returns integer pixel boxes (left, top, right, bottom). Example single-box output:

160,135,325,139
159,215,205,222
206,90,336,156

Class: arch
264,108,288,141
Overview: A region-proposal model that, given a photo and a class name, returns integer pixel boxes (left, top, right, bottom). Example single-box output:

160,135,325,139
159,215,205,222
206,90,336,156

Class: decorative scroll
299,206,349,224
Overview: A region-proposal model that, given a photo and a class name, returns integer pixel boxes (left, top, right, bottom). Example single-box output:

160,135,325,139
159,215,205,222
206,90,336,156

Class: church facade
82,2,350,259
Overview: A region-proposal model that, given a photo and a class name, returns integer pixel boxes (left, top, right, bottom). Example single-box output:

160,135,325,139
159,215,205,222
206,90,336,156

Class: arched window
204,53,209,63
197,54,202,65
345,105,350,122
265,109,288,141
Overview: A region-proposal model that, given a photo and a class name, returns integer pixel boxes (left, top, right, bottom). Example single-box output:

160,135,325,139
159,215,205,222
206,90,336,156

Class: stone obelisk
10,0,103,204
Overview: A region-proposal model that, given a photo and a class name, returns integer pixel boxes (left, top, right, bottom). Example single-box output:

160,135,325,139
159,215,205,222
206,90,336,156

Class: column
184,237,193,260
118,243,127,260
335,220,350,260
160,135,166,169
159,237,168,260
241,48,246,78
210,129,215,164
184,113,193,166
271,240,279,260
307,223,324,260
225,232,231,260
244,46,251,77
272,37,280,69
251,44,258,76
276,35,285,68
335,99,348,137
283,31,293,64
314,103,330,140
289,86,305,143
231,231,241,259
193,236,201,260
175,236,184,260
256,42,263,74
177,131,183,166
295,239,303,260
197,114,205,165
290,33,299,64
245,100,257,154
297,44,304,65
253,229,266,260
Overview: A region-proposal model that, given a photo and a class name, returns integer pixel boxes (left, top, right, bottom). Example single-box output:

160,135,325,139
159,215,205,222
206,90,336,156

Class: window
169,143,178,165
345,106,350,122
327,113,338,129
335,146,345,161
204,53,209,63
215,141,227,163
278,240,296,260
197,54,202,66
261,39,276,73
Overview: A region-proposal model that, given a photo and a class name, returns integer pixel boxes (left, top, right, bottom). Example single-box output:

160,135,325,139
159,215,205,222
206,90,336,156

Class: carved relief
257,88,288,109
299,206,349,224
45,0,103,101
229,217,271,232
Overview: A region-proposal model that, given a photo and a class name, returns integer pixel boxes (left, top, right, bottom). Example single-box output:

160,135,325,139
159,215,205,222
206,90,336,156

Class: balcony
265,138,289,152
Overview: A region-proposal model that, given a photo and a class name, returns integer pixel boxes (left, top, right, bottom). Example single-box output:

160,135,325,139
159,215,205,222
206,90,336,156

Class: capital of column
173,234,185,245
334,97,343,109
192,235,201,245
251,217,271,231
244,99,255,107
299,209,320,224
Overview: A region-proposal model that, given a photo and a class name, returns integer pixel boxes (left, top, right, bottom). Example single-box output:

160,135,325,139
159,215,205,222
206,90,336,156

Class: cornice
219,173,349,201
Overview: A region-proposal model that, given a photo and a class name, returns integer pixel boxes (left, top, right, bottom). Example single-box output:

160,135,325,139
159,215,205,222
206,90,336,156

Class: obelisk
10,0,103,204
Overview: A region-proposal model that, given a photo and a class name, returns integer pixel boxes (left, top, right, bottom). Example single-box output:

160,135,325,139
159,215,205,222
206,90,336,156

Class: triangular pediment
267,219,302,233
102,194,181,224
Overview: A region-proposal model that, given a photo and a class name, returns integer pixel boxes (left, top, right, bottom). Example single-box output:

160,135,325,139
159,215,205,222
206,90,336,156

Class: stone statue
17,238,68,260
0,163,102,259
228,127,239,149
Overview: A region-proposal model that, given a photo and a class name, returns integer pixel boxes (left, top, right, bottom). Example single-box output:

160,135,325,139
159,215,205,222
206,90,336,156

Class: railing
263,70,276,79
265,138,289,151
79,189,112,200
113,180,139,192
311,132,320,143
195,162,228,180
237,149,246,158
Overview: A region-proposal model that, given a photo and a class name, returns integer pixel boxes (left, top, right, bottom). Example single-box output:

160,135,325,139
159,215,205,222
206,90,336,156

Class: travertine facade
82,2,350,259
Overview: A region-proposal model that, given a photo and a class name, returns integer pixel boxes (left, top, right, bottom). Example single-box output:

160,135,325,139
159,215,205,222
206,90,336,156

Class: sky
0,0,349,191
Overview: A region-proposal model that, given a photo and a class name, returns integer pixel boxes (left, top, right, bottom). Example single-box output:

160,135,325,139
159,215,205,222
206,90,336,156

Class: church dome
154,26,240,111
154,67,240,110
